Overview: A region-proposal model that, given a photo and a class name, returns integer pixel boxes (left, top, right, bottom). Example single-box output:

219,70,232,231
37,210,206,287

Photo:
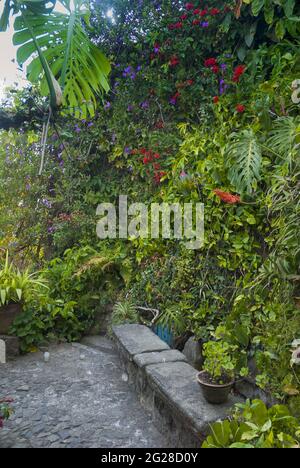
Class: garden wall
112,324,242,448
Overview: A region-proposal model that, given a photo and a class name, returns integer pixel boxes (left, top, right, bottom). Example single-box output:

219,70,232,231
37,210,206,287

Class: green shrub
0,252,48,306
202,399,300,449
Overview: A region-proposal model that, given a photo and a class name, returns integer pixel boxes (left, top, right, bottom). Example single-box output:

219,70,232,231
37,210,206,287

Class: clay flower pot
197,370,234,405
0,303,22,334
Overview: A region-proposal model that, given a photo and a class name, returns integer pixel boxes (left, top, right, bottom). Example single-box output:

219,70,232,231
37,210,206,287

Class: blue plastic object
153,324,173,347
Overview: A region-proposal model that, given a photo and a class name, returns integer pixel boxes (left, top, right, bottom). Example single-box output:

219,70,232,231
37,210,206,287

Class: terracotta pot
0,303,22,334
198,370,234,404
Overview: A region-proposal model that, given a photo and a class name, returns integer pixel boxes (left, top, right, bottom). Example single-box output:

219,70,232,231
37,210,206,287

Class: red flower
186,3,194,10
236,104,246,113
154,153,160,159
193,9,201,15
154,171,167,184
212,65,220,74
143,157,149,165
141,148,147,155
155,120,164,129
200,9,208,17
210,8,220,15
204,58,217,67
213,96,219,104
233,65,246,82
214,190,241,204
174,21,183,29
180,13,188,20
169,55,180,67
192,19,201,25
186,79,194,86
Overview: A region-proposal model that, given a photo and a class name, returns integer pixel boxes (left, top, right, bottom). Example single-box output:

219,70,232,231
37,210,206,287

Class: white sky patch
0,21,27,101
106,8,115,23
0,1,69,101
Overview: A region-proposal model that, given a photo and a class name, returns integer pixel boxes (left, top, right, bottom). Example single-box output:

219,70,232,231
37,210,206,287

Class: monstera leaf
1,0,111,118
227,129,262,194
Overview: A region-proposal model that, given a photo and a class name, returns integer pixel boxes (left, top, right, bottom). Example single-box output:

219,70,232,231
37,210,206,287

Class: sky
0,23,27,100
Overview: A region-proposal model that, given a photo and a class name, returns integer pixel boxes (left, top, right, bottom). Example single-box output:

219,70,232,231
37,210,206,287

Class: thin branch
39,108,52,176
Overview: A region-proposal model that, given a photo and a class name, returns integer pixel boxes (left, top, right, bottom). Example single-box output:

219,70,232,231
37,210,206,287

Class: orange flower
213,190,241,204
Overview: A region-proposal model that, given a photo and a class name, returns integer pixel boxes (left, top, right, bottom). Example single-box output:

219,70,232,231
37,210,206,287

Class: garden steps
112,324,243,448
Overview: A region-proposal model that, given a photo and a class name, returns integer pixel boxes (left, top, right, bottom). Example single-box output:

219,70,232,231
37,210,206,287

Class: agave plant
0,0,111,118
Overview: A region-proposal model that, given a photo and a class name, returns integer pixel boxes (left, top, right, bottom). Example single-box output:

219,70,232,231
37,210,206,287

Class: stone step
112,324,242,448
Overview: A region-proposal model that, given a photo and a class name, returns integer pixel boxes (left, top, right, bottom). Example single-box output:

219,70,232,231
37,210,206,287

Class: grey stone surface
0,335,20,358
134,350,187,368
182,337,203,370
0,338,5,364
112,324,243,447
235,378,277,407
146,361,239,436
0,337,168,448
112,324,170,360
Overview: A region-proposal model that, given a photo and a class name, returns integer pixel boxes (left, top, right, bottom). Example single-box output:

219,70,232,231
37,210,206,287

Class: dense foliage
0,0,300,423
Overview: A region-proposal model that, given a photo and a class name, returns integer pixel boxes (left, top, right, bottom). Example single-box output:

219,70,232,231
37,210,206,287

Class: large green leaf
12,1,111,118
227,130,262,194
0,0,12,31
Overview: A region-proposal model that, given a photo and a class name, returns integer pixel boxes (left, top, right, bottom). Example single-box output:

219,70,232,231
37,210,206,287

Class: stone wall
112,324,242,448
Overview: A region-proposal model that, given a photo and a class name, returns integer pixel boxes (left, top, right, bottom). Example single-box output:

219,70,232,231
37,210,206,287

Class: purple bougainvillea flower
130,73,137,80
169,98,177,106
41,198,52,209
140,101,149,109
201,21,209,28
87,122,94,128
137,65,142,71
221,63,227,70
74,126,81,133
104,102,111,110
127,105,134,112
124,147,131,154
123,66,133,77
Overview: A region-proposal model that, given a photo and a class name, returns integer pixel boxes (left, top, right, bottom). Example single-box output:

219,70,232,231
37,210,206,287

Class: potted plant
0,252,48,334
198,340,237,404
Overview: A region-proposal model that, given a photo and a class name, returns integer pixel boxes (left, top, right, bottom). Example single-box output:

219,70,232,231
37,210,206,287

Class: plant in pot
198,340,237,404
0,252,48,335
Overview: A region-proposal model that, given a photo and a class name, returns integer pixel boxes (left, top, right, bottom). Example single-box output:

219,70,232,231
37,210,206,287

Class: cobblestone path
0,337,167,448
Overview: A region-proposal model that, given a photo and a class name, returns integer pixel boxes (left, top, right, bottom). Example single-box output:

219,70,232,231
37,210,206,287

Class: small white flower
291,347,300,366
292,339,300,349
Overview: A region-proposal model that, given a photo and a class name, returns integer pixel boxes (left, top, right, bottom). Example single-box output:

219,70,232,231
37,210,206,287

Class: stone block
146,361,237,440
0,335,20,359
182,336,203,370
112,324,170,361
0,338,5,364
134,350,186,368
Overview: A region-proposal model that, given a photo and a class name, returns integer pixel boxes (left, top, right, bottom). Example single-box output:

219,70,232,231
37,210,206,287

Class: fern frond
227,129,262,194
75,256,114,276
